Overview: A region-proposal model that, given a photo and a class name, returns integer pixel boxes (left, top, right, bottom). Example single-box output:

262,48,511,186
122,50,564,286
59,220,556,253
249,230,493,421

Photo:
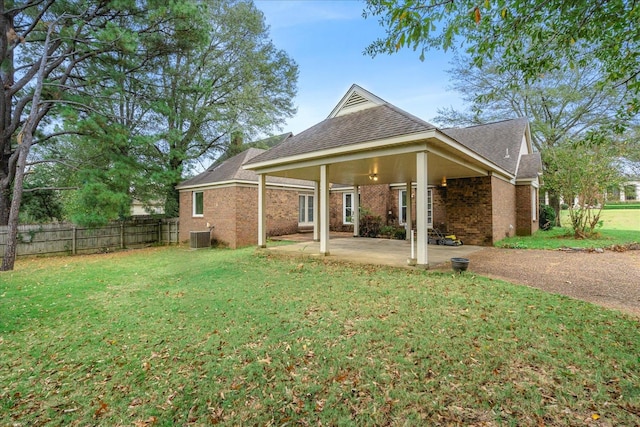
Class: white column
620,185,626,201
353,185,360,237
405,181,412,241
313,181,319,242
320,164,330,256
257,173,266,248
416,152,429,268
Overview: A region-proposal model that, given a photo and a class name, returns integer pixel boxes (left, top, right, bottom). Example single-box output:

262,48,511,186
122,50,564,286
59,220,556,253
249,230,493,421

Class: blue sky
254,0,464,135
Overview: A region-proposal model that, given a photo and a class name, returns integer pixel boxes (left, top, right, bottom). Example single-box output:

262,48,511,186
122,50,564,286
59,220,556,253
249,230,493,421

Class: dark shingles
516,152,542,180
177,148,313,189
245,104,436,165
441,118,529,175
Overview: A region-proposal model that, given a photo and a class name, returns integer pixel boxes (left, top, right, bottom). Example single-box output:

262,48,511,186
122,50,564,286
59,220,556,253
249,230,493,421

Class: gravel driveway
455,247,640,318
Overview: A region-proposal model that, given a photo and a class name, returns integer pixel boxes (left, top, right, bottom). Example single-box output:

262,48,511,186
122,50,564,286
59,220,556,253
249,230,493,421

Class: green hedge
603,203,640,210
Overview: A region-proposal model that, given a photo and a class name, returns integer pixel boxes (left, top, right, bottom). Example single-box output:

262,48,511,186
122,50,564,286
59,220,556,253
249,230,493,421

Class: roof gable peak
328,84,387,118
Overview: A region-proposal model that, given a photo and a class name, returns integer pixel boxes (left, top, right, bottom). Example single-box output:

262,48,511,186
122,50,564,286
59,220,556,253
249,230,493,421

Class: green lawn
1,247,639,425
497,209,640,249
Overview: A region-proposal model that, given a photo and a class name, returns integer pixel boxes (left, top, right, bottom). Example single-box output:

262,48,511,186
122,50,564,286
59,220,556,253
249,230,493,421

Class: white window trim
343,193,353,225
298,194,314,225
399,188,433,228
193,191,203,217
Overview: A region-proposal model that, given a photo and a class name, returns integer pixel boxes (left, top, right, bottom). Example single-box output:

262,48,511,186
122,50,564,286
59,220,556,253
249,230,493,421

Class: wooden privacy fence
0,218,179,259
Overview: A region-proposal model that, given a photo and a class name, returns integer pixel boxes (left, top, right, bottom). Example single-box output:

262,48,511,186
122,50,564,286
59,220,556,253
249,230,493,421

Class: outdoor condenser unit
190,231,211,249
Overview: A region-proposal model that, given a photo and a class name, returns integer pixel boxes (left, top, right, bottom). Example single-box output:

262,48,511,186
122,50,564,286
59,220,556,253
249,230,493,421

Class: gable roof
441,118,530,175
246,102,436,166
328,84,388,118
176,148,313,190
516,152,543,180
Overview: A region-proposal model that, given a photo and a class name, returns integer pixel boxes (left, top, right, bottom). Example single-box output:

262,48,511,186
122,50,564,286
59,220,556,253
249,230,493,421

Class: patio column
353,185,360,237
313,181,319,242
257,173,266,248
405,181,412,241
320,164,330,255
416,152,429,268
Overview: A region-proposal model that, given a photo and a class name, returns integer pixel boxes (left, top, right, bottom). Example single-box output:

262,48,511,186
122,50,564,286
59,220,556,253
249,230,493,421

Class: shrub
539,204,556,230
359,213,383,238
379,225,407,240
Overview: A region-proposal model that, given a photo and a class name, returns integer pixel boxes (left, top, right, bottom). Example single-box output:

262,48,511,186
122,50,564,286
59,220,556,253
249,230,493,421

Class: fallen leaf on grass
94,400,108,417
133,416,157,426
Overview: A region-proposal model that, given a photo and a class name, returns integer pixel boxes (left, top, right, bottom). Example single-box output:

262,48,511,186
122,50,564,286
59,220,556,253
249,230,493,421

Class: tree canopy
0,0,298,270
364,0,640,115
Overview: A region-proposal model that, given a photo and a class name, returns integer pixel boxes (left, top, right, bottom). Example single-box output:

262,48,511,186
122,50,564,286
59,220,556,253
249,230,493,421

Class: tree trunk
0,184,9,224
548,192,561,227
1,142,28,270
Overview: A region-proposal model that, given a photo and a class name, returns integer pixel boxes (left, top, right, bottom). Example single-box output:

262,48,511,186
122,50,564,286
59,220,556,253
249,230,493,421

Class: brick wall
179,184,303,249
445,176,493,246
516,184,539,236
329,191,352,231
432,187,447,228
491,176,517,242
361,184,390,220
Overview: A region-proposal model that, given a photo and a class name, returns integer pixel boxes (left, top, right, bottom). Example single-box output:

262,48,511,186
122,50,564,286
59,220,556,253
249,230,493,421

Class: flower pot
451,257,469,273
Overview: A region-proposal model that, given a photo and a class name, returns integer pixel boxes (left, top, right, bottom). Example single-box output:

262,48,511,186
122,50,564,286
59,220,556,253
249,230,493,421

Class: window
299,194,314,225
399,189,407,224
399,188,432,227
193,191,203,216
343,193,353,224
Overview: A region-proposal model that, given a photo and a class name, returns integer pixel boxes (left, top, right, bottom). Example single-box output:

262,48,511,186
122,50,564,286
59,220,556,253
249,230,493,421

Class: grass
1,246,639,426
497,209,640,249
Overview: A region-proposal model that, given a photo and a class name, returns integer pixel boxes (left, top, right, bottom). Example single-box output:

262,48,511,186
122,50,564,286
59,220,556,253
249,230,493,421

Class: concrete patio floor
267,233,483,269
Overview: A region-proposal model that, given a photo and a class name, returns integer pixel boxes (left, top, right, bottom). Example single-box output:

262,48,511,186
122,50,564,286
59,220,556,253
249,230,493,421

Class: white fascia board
177,179,314,192
516,178,540,188
489,171,516,185
244,131,436,173
434,130,515,179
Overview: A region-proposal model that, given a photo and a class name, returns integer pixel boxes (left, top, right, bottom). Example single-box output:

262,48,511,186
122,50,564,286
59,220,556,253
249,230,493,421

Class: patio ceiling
246,132,509,186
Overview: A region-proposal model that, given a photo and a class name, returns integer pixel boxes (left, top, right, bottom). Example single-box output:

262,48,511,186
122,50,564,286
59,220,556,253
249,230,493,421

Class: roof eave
243,130,439,172
433,129,515,179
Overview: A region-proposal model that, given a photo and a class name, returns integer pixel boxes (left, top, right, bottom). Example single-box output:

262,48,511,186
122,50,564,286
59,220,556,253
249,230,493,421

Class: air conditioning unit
190,231,211,249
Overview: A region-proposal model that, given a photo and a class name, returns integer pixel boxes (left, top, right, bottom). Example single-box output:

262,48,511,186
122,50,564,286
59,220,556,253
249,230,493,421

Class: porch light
369,173,378,181
441,176,447,187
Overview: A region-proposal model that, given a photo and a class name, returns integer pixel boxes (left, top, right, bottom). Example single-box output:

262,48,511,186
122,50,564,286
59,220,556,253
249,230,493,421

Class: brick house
243,84,542,267
176,146,314,249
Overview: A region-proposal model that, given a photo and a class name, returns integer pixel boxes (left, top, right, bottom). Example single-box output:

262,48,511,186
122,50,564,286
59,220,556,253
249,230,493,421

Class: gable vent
343,92,368,108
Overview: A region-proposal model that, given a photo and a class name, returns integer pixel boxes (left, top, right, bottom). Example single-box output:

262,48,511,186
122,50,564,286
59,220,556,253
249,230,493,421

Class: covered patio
268,234,483,269
243,85,518,268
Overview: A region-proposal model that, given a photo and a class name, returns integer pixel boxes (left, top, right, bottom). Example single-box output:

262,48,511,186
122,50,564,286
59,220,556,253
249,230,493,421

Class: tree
47,0,298,219
147,0,298,216
364,0,640,116
431,54,635,224
543,143,623,238
0,0,200,270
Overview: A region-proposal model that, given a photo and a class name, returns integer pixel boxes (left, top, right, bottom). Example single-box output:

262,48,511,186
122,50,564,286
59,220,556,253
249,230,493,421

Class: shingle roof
516,152,542,180
441,118,529,175
176,148,313,189
245,104,436,165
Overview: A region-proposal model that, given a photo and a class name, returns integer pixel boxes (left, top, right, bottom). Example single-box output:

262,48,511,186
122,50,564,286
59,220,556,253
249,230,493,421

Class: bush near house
358,210,383,238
